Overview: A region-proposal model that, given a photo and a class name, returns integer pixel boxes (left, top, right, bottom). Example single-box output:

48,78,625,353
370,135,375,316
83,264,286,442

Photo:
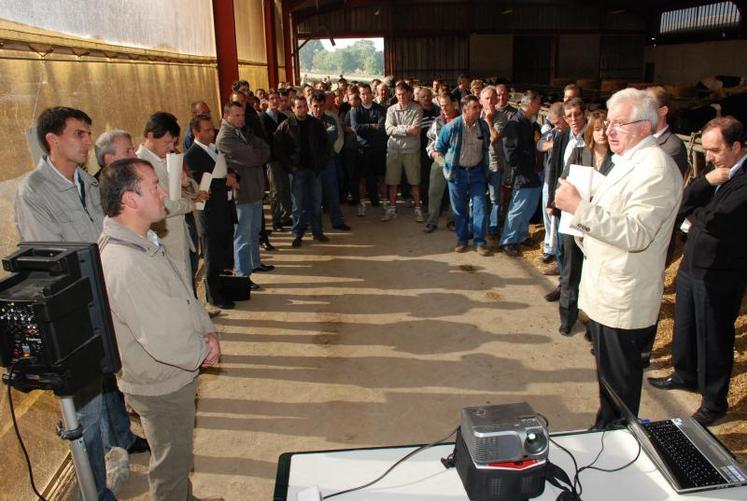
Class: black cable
6,362,49,501
322,426,459,499
580,429,642,474
549,436,582,497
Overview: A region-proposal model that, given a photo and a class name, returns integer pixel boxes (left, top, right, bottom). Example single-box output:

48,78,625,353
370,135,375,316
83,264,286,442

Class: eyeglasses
604,119,646,130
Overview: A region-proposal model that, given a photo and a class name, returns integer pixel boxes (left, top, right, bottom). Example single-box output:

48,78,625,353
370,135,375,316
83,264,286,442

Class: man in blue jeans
480,85,517,248
500,90,543,257
15,107,148,501
216,101,271,289
434,95,492,256
274,96,331,247
309,91,351,231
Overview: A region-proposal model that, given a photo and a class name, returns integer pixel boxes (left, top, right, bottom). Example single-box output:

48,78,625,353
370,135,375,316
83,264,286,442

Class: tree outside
299,38,384,81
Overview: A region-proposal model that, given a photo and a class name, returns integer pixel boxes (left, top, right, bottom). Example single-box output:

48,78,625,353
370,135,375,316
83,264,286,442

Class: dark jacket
679,162,747,282
502,108,541,189
350,103,387,151
273,114,330,173
185,143,233,233
656,128,689,176
260,109,288,161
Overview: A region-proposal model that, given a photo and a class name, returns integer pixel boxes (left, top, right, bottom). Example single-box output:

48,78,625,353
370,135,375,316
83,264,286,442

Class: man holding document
554,88,683,429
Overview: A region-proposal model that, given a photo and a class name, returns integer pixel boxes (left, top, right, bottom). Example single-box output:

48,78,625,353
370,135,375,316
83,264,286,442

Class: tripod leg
59,396,98,501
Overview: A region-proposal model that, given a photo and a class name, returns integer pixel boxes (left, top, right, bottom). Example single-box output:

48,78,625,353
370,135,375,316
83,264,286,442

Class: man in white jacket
136,112,208,288
554,88,683,429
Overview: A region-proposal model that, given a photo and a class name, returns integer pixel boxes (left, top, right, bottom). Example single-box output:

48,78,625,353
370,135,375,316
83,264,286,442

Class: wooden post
212,0,239,106
263,0,278,89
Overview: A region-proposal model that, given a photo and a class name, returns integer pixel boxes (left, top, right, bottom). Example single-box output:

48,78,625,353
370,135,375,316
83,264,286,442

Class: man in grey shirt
15,107,146,501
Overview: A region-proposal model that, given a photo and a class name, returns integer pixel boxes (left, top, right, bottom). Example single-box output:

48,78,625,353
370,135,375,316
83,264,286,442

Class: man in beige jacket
554,88,683,429
98,157,222,501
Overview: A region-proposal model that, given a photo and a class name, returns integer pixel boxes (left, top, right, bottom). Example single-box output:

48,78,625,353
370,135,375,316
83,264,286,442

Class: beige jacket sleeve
571,148,683,252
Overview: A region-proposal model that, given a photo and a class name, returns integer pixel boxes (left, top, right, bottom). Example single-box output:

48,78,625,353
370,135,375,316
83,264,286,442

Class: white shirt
652,124,669,139
194,139,218,162
564,126,586,166
48,157,85,200
611,136,655,165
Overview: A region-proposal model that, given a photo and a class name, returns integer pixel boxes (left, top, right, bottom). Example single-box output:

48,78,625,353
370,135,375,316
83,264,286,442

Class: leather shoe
212,300,235,310
313,233,330,242
253,264,275,272
502,244,520,257
423,223,436,234
541,253,556,264
454,243,468,253
291,237,302,248
543,267,560,276
127,436,150,454
558,326,573,337
692,407,727,427
544,286,561,302
332,223,351,231
647,375,697,392
248,279,261,291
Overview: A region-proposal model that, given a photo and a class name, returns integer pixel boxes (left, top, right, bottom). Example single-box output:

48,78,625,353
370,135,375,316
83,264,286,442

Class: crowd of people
11,72,745,501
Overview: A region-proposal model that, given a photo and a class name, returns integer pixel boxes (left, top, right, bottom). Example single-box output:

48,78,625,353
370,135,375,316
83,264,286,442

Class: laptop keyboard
644,420,724,489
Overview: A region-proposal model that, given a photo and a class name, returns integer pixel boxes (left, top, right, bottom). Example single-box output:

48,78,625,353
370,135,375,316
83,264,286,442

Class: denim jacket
434,116,490,180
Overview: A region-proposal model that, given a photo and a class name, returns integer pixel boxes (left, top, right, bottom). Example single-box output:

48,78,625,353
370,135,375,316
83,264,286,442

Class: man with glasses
554,88,683,429
546,98,587,333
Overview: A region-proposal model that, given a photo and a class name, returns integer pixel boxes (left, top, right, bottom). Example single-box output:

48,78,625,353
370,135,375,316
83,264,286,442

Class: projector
460,402,549,463
452,403,548,501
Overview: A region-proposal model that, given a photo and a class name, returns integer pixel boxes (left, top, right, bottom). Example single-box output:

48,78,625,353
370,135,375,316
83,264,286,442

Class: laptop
600,377,747,494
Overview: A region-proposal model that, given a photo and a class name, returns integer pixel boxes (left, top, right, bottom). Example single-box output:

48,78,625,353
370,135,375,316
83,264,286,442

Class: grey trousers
267,162,292,225
125,378,198,501
426,161,451,226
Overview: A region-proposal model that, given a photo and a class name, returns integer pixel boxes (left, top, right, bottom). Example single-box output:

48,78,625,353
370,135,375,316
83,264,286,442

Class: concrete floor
114,203,700,501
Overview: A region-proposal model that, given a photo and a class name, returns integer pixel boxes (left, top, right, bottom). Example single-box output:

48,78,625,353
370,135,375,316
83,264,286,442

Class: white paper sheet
558,164,606,236
212,153,227,179
166,153,184,201
195,173,212,210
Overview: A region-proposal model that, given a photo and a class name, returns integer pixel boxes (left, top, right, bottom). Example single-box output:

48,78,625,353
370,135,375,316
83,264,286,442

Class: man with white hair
554,88,683,429
95,130,136,171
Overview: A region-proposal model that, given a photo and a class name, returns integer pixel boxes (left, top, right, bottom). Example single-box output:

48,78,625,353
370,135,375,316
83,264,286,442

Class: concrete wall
469,34,513,79
644,40,747,84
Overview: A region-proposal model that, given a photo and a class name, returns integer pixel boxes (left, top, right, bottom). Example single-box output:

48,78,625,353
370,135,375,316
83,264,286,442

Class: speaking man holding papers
554,88,683,429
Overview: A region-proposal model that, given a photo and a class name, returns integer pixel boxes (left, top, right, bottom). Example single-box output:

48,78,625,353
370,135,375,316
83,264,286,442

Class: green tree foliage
300,39,324,71
299,38,383,77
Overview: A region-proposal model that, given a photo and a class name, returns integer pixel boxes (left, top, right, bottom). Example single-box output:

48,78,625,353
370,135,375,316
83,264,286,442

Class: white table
273,429,747,500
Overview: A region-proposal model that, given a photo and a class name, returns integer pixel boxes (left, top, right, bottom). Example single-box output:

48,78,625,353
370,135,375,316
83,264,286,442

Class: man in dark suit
261,89,291,231
647,86,689,176
186,114,235,309
649,116,746,426
546,98,588,334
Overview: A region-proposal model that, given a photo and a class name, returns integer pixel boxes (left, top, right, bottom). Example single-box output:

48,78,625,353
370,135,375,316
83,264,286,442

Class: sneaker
357,201,366,217
476,245,492,257
414,206,425,223
381,207,397,222
454,243,468,253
